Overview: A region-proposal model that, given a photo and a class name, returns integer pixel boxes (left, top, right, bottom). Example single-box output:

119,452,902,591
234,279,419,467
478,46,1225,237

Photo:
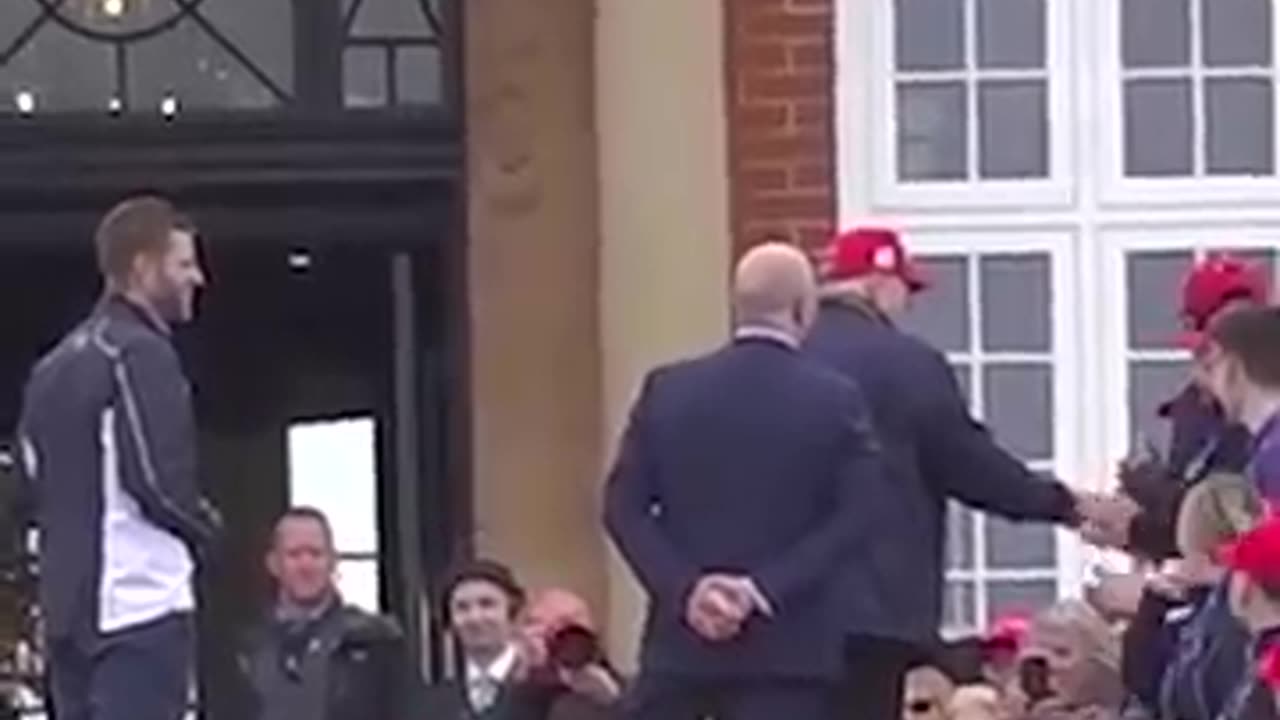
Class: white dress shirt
464,644,518,712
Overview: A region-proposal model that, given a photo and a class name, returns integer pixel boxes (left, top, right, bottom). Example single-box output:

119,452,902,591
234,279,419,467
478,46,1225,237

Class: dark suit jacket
422,679,618,720
803,300,1078,645
603,335,886,680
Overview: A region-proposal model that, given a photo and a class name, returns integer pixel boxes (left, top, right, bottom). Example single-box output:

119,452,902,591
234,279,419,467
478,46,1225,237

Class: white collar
465,643,518,686
734,325,799,349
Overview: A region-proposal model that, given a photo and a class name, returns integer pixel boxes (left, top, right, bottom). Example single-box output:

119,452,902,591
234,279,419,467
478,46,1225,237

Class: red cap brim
1176,329,1207,350
902,261,929,293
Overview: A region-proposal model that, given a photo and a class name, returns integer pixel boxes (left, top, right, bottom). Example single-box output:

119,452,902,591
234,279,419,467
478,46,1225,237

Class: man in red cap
1103,255,1264,559
801,226,1103,720
1218,516,1280,720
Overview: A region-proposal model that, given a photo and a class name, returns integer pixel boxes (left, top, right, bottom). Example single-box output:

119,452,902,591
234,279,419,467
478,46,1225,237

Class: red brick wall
723,0,837,260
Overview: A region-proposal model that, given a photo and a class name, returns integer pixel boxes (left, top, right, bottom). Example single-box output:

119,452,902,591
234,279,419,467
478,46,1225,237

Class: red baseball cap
980,613,1030,654
822,227,928,292
1261,645,1280,690
1176,254,1268,348
1219,515,1280,589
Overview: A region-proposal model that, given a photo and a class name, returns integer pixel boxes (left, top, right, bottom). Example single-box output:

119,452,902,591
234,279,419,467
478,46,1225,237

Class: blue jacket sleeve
915,348,1079,525
753,378,887,610
603,372,700,612
111,336,221,552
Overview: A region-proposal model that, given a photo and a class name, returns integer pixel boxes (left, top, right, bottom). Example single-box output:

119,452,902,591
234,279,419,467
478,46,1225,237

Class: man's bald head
732,242,817,338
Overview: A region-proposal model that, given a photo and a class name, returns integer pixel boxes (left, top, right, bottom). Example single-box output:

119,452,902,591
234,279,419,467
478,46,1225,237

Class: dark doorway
0,190,460,717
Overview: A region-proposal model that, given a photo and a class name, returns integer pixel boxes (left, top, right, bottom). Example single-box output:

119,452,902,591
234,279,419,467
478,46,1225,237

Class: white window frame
1096,230,1280,475
848,0,1076,212
894,230,1087,626
1094,0,1280,208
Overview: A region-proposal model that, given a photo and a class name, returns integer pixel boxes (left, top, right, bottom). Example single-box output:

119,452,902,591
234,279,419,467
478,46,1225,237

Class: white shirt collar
465,643,518,687
734,325,799,349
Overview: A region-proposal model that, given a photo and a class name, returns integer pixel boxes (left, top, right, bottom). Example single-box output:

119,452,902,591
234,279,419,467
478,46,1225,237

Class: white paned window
838,0,1280,627
898,235,1079,635
287,417,381,613
858,0,1072,209
1119,0,1274,178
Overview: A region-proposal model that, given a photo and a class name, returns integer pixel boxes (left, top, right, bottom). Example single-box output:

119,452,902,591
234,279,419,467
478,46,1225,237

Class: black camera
546,624,600,671
1019,657,1052,704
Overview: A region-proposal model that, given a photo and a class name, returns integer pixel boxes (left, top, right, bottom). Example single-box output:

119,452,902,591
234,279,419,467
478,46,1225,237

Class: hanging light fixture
14,90,35,116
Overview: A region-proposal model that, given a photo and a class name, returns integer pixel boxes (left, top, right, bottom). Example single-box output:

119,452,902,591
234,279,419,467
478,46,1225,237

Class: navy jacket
1125,387,1251,560
17,296,219,640
802,300,1078,644
603,336,887,679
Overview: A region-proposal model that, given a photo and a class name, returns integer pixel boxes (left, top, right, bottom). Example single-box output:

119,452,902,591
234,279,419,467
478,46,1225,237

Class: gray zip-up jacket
17,295,219,640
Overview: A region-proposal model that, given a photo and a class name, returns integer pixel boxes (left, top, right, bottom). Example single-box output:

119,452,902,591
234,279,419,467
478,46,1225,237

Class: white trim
1096,0,1280,207
848,0,1075,212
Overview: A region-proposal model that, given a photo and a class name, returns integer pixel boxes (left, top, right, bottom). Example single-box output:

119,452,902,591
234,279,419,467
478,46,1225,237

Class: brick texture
724,0,837,261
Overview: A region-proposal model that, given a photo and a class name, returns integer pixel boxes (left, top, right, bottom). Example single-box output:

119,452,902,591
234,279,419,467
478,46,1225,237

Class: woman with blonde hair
1122,472,1263,720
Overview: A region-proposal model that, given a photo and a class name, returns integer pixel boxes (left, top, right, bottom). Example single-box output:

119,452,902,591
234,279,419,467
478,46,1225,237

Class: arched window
0,0,445,115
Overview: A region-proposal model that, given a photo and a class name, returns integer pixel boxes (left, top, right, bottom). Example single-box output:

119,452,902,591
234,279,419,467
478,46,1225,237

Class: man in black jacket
236,507,411,720
18,196,220,720
803,227,1098,720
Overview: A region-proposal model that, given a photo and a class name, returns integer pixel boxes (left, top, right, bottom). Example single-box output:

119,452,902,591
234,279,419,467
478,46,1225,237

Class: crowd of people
12,192,1280,720
604,229,1280,720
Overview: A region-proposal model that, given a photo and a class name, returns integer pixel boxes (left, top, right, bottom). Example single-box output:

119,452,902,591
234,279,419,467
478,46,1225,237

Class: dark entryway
0,160,466,715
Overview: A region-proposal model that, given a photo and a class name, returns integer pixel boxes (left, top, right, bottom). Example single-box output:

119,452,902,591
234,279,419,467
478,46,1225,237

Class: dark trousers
834,635,919,720
48,612,193,720
625,672,832,720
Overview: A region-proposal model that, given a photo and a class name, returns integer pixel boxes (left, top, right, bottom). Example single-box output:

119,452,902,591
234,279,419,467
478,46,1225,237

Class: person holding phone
1004,601,1123,720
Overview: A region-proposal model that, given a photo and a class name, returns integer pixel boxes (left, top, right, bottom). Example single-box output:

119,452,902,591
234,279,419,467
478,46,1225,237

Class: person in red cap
1101,255,1266,560
801,226,1109,720
1218,515,1280,720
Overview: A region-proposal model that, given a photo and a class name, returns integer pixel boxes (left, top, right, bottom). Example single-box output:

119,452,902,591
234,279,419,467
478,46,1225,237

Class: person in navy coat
603,243,888,720
803,227,1098,720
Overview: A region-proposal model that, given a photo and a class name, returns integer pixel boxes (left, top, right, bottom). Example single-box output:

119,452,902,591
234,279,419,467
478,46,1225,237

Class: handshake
683,574,774,642
1072,456,1172,550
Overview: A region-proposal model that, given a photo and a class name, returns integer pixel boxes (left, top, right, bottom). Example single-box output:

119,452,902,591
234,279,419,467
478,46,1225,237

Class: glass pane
986,515,1056,568
128,19,280,110
1125,78,1194,176
980,253,1051,352
895,0,964,71
198,0,295,94
287,418,379,554
1203,0,1271,67
898,81,968,181
1130,360,1193,456
1127,250,1194,349
337,559,381,613
947,502,975,569
945,580,977,629
987,580,1057,624
55,0,186,37
982,363,1053,459
978,80,1048,179
0,1,39,54
344,47,387,108
351,0,436,38
1122,0,1192,68
0,24,114,113
900,255,970,352
394,45,443,105
977,0,1045,69
1206,77,1274,176
954,363,973,407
